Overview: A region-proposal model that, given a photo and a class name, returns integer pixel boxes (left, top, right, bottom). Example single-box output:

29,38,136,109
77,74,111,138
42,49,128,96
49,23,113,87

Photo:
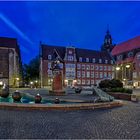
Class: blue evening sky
0,1,140,63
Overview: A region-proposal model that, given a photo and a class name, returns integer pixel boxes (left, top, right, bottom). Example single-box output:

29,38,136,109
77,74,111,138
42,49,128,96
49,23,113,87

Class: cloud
0,13,33,45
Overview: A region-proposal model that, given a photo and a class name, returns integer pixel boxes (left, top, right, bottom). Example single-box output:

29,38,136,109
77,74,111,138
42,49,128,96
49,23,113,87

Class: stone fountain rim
0,100,123,111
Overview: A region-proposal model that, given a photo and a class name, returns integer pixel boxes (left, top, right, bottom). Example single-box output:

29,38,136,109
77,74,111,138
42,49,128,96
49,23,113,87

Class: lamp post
16,77,20,88
115,66,120,79
125,64,130,87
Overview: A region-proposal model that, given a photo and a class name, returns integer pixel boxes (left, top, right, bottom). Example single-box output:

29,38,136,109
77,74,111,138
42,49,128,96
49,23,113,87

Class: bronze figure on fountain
49,49,65,95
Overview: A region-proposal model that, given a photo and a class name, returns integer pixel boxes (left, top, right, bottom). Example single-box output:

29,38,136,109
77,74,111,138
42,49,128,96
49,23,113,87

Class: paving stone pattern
0,101,140,139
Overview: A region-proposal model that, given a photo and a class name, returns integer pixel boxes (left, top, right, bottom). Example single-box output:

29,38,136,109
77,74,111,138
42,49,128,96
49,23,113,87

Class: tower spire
101,25,115,52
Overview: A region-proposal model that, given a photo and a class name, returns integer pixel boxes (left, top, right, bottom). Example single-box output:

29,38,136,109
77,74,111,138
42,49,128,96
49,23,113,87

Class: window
117,55,123,61
48,63,51,69
111,60,114,64
105,60,108,64
77,80,81,85
112,66,115,71
108,73,112,79
137,54,140,60
91,80,94,85
82,71,85,78
91,72,94,78
86,58,89,62
77,64,81,69
82,64,85,70
86,65,90,70
79,57,82,62
86,71,90,78
108,66,111,71
77,71,81,78
99,59,102,63
100,72,103,78
104,72,107,78
68,50,72,54
128,51,133,57
99,66,103,71
95,72,98,78
59,63,63,69
86,80,90,85
95,65,99,70
68,56,73,61
104,66,107,71
92,58,96,63
82,80,85,85
91,65,94,70
48,70,52,77
48,55,52,60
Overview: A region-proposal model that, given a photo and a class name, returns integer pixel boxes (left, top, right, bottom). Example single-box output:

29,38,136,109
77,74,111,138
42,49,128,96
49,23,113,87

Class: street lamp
126,64,130,68
116,66,120,71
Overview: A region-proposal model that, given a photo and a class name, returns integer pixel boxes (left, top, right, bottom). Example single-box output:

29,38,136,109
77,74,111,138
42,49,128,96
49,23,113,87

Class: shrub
99,79,111,88
110,88,132,94
99,79,123,89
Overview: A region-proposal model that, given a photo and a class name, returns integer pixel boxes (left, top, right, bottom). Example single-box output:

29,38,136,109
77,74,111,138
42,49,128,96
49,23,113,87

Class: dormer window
92,58,95,63
99,59,102,63
105,60,108,64
86,58,89,62
128,51,133,57
48,55,52,60
137,54,140,60
117,55,123,61
79,57,82,62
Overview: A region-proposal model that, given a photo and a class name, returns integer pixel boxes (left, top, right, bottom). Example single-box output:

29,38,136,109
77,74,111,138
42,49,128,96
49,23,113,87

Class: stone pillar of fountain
49,54,65,95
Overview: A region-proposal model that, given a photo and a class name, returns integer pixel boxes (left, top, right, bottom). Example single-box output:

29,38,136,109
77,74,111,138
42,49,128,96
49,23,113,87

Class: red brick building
112,36,140,87
0,37,22,87
40,31,115,87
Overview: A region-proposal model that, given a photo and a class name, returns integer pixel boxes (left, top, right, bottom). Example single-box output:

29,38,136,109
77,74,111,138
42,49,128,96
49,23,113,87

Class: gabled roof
112,36,140,56
75,48,111,62
41,44,113,64
41,44,65,60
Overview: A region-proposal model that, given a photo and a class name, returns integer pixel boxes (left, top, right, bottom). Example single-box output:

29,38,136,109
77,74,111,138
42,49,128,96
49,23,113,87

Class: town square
0,1,140,139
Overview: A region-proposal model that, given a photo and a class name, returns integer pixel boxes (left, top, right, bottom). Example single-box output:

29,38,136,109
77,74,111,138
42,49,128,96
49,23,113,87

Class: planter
108,92,131,101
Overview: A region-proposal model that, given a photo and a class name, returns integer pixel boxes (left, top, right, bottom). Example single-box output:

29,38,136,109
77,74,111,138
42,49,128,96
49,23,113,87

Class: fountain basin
0,95,123,111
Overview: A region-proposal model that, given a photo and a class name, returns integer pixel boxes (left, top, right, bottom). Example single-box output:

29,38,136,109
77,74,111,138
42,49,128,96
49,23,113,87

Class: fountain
49,52,65,95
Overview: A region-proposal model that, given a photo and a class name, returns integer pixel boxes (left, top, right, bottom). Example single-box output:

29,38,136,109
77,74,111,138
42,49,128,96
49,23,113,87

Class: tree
23,56,39,85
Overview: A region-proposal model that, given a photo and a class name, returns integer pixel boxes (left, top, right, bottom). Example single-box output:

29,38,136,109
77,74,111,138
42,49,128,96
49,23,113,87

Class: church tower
101,26,115,52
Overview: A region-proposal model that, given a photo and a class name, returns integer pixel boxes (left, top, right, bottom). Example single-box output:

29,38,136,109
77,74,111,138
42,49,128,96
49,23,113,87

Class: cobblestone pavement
0,101,140,139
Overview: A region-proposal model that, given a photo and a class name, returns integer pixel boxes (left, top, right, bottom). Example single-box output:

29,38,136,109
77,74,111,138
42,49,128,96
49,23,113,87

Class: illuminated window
79,57,82,62
86,58,89,62
48,55,52,60
86,65,90,70
92,58,96,63
105,60,108,64
128,51,133,57
91,65,94,70
77,64,81,69
99,59,102,63
86,71,90,78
